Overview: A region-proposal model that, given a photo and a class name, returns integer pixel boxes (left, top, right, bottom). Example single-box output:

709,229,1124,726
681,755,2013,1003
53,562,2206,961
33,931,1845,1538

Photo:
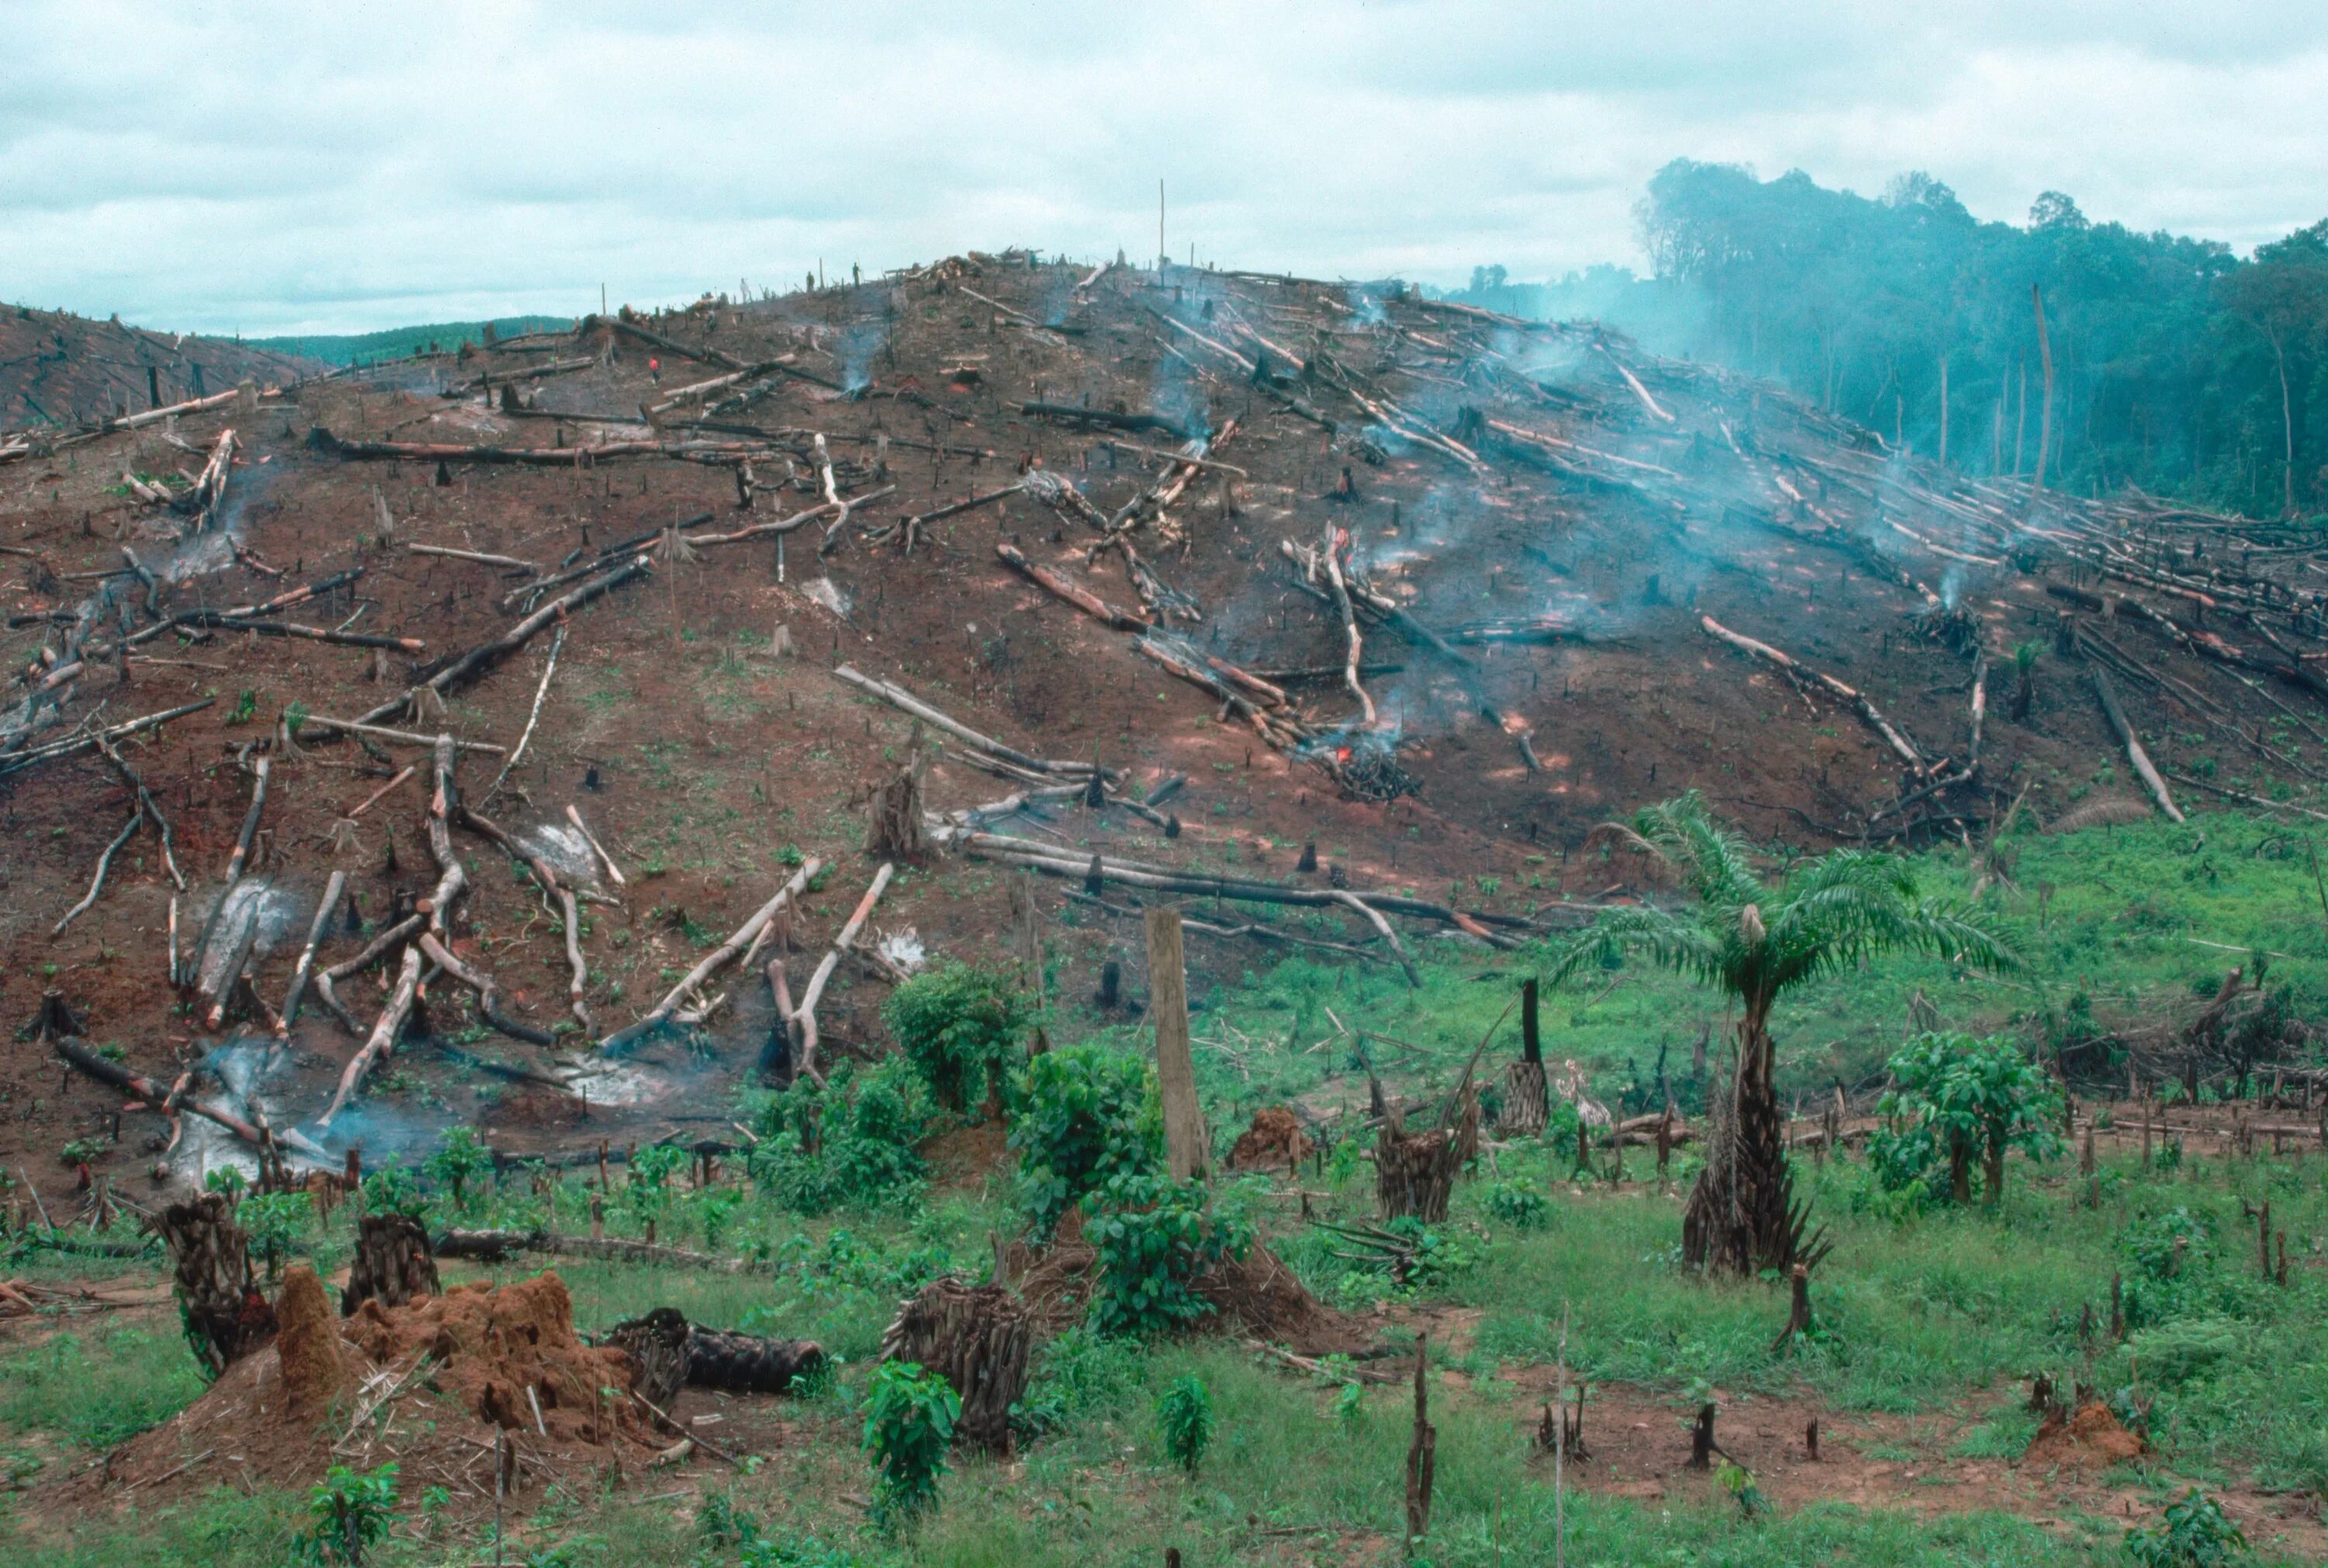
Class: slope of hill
251,315,577,366
0,303,320,431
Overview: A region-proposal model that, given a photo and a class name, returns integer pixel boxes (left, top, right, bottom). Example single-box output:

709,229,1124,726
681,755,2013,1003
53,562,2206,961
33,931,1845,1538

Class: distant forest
250,315,573,367
1447,161,2328,521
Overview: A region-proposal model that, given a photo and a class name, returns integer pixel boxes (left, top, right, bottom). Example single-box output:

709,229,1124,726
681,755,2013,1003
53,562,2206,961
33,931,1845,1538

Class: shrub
1083,1171,1252,1337
423,1127,492,1209
1481,1179,1549,1231
861,1360,958,1527
1155,1373,1215,1474
1873,1031,2062,1205
1010,1046,1161,1237
747,1058,930,1215
882,962,1034,1116
293,1462,399,1566
2122,1487,2247,1566
358,1166,427,1219
239,1191,313,1281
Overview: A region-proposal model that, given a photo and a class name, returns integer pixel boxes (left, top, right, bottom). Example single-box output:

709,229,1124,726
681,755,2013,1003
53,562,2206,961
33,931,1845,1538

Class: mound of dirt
1227,1106,1314,1172
81,1269,659,1514
1000,1208,1373,1355
2023,1397,2146,1467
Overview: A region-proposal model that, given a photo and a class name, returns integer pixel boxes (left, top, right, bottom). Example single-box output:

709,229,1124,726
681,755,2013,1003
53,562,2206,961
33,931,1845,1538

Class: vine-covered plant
882,963,1035,1117
1009,1045,1161,1237
1082,1172,1252,1337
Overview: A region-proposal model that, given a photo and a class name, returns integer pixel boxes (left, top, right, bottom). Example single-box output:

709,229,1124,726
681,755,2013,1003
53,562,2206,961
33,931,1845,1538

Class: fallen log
600,860,821,1054
190,757,270,1013
2092,666,2184,822
313,914,424,1035
1019,400,1200,441
417,933,555,1046
485,625,563,796
277,871,347,1036
996,543,1149,630
357,555,649,728
0,699,213,777
833,665,1107,779
792,862,895,1084
454,804,592,1030
1700,616,1923,772
50,809,141,937
318,738,464,1128
433,1227,754,1274
53,1037,267,1147
297,715,504,752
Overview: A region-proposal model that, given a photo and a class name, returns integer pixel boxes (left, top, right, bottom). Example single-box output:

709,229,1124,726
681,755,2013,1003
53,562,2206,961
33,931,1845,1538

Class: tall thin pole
1158,178,1166,274
1554,1300,1569,1568
2031,283,2056,493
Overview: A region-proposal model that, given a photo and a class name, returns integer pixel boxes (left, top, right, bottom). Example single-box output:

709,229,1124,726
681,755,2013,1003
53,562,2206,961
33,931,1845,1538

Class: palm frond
1630,792,1759,909
1542,905,1733,995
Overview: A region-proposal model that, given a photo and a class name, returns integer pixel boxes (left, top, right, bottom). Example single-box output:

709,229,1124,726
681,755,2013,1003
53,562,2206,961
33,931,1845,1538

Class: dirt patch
70,1269,659,1518
2024,1396,2146,1468
1226,1106,1314,1172
922,1120,1012,1187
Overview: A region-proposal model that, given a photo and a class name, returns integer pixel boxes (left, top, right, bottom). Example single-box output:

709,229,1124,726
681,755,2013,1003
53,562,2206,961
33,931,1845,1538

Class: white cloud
3,1,2323,333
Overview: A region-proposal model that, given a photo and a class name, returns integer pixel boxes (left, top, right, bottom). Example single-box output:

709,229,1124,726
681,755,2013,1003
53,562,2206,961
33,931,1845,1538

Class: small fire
1335,746,1353,763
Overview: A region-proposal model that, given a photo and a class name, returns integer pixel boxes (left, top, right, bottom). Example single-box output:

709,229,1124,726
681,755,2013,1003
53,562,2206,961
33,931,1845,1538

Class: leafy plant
1872,1032,2063,1205
293,1462,399,1566
882,962,1034,1117
1481,1178,1550,1231
1544,793,2016,1272
1009,1045,1161,1237
1082,1171,1253,1337
57,1137,106,1167
2122,1488,2248,1566
746,1057,930,1215
239,1191,313,1281
861,1359,958,1527
359,1165,428,1219
423,1127,492,1209
1155,1372,1215,1474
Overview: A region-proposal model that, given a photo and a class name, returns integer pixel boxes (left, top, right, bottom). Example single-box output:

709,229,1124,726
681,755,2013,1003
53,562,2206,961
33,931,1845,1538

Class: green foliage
861,1360,958,1527
293,1462,398,1566
204,1165,248,1201
1546,795,2017,1026
57,1137,106,1166
1481,1178,1550,1231
0,1326,203,1449
882,962,1035,1116
1081,1171,1252,1337
238,1191,313,1280
1872,1032,2063,1206
1011,1324,1145,1441
744,1058,930,1215
1154,1372,1215,1475
1008,1045,1161,1237
358,1166,427,1219
422,1127,492,1209
2122,1488,2248,1567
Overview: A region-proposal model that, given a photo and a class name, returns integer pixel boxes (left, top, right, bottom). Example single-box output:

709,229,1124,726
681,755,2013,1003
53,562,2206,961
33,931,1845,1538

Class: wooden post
1146,906,1208,1182
1405,1331,1436,1552
1520,977,1541,1065
1010,871,1044,1007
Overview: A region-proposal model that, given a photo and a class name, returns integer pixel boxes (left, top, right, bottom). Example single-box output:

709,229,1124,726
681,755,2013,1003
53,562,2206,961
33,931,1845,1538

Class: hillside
0,303,320,431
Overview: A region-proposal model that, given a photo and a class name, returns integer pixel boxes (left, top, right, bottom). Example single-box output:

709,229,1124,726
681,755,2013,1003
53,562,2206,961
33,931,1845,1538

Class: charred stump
605,1307,691,1414
1376,1109,1467,1224
1687,1402,1718,1469
341,1213,440,1316
864,764,927,860
1405,1332,1436,1549
157,1194,276,1378
881,1276,1033,1455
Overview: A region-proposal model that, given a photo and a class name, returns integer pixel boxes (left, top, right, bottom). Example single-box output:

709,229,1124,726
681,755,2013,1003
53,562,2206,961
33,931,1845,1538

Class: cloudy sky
7,2,2326,335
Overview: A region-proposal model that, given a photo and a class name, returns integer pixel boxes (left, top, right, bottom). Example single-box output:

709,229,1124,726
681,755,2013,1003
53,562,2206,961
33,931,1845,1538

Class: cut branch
599,860,822,1054
2092,666,2184,822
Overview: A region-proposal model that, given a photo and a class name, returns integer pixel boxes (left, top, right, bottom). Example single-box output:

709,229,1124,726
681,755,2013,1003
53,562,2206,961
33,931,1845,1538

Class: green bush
293,1462,399,1566
2129,1318,2243,1387
358,1166,427,1219
238,1191,314,1281
861,1360,958,1527
1872,1031,2062,1206
882,962,1035,1116
1082,1172,1252,1337
423,1127,492,1209
1481,1178,1550,1231
1009,1045,1161,1237
2122,1487,2247,1566
1155,1373,1215,1475
746,1058,930,1215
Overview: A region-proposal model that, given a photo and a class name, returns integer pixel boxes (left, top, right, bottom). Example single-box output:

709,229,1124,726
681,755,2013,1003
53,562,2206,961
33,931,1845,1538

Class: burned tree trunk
605,1307,691,1413
864,763,927,860
158,1195,276,1377
1682,1018,1820,1276
881,1277,1033,1455
341,1213,440,1316
1375,1090,1475,1224
688,1325,826,1393
1497,977,1550,1136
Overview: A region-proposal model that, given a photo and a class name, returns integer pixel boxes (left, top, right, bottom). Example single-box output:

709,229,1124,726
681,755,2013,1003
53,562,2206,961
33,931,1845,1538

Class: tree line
1453,160,2328,520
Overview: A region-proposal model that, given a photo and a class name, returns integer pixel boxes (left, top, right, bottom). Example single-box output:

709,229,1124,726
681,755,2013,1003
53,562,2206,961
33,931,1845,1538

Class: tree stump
1405,1332,1436,1548
881,1276,1033,1455
864,765,927,860
1687,1402,1718,1468
605,1307,691,1414
1375,1091,1475,1224
158,1194,275,1378
341,1213,439,1316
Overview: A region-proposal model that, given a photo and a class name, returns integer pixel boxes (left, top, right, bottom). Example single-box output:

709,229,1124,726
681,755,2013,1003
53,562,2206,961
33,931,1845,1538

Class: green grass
7,811,2326,1563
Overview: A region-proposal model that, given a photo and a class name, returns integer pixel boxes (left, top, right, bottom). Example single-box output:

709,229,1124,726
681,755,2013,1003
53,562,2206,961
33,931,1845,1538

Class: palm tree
1544,794,2017,1276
